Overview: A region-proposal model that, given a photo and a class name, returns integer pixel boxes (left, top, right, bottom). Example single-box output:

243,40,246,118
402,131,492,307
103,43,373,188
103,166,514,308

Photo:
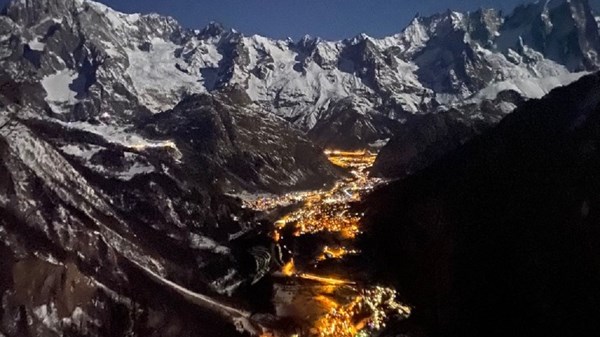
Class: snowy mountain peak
0,0,597,148
198,21,229,38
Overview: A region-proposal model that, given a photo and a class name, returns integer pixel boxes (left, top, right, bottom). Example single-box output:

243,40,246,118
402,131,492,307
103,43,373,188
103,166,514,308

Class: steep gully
129,150,410,336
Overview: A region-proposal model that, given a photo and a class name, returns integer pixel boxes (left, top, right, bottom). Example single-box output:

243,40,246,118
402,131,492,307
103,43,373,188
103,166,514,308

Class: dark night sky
2,0,600,40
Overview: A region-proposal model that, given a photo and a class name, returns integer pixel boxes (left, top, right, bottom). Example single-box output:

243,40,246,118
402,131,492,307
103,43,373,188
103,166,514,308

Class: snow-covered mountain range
1,0,600,336
1,0,599,147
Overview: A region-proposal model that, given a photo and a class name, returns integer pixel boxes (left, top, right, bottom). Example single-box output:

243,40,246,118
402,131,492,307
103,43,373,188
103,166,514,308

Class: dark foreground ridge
360,72,600,337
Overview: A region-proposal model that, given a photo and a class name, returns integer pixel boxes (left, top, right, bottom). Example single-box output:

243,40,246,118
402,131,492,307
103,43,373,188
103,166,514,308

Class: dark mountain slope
360,72,600,337
372,90,525,178
139,88,340,193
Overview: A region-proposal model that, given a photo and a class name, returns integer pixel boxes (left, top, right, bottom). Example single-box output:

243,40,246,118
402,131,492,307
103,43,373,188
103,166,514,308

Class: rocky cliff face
0,1,344,335
360,72,600,337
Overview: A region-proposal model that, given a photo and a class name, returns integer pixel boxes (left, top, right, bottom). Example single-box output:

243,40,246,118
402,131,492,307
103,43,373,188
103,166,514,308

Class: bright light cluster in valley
248,150,382,240
252,150,410,337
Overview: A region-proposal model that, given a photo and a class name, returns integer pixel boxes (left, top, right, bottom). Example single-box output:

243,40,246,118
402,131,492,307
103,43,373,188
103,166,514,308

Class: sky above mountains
2,0,600,40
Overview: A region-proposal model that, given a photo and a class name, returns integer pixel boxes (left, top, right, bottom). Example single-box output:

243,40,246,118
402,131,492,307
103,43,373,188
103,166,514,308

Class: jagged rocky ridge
360,72,600,337
0,0,598,147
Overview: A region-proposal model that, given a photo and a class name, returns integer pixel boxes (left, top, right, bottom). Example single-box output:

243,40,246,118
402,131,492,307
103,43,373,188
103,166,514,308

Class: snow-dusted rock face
0,0,341,190
0,3,343,333
0,0,598,148
0,109,262,337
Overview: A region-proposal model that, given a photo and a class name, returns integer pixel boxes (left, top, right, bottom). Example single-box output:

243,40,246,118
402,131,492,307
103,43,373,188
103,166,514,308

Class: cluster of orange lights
257,150,409,337
325,150,377,170
311,296,364,337
269,150,378,243
297,209,361,239
247,191,313,212
311,286,411,337
317,246,356,262
271,195,362,241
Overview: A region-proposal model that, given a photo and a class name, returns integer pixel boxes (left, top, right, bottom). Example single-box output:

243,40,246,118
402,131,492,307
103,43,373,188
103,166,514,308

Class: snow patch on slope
60,121,180,155
60,143,101,160
125,38,205,113
61,143,156,181
189,233,230,254
27,36,45,51
474,71,588,100
41,70,79,113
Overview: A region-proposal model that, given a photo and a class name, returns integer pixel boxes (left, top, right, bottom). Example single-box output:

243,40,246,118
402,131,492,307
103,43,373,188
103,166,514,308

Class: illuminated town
250,149,382,240
250,150,410,337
